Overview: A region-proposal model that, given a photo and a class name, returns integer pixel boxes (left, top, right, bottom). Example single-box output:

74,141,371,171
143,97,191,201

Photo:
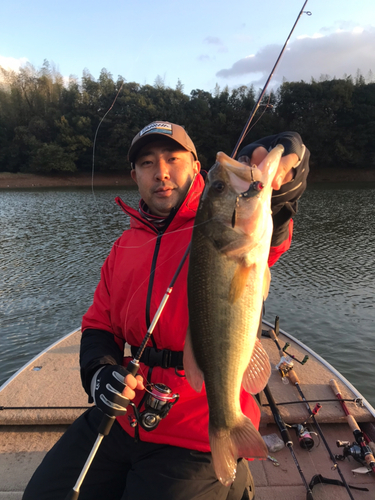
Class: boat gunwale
0,328,81,393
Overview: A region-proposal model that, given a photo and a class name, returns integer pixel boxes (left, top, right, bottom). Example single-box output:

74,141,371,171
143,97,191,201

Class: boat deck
1,327,374,499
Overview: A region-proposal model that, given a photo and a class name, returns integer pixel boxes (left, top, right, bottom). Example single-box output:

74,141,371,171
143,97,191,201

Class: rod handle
97,360,140,436
329,378,340,396
98,414,116,436
346,414,361,432
64,490,79,500
268,328,277,341
369,442,375,455
268,328,283,355
263,385,293,446
357,437,375,468
126,359,140,376
287,369,300,386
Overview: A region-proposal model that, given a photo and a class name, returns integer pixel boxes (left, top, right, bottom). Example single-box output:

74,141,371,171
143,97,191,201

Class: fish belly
187,230,268,485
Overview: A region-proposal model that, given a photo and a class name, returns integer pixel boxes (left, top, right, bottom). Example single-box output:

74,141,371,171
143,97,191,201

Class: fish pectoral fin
241,339,271,395
263,266,271,301
229,262,253,304
210,416,268,486
183,327,204,393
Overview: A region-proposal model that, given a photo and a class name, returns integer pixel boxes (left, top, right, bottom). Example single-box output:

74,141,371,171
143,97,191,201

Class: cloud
203,36,228,54
198,54,211,62
204,36,223,45
215,28,375,85
0,55,28,72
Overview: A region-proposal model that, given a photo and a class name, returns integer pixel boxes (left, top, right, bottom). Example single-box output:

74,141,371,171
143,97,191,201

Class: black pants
23,408,255,500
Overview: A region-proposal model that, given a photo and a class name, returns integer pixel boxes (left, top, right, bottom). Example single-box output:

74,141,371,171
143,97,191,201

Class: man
23,122,308,500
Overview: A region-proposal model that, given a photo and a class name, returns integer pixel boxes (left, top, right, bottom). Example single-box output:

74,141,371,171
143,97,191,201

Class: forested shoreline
1,61,375,174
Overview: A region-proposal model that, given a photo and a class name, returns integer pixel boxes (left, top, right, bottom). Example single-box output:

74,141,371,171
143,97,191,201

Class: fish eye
212,180,226,193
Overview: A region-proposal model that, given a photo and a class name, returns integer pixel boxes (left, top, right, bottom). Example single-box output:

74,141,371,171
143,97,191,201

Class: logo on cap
139,122,173,137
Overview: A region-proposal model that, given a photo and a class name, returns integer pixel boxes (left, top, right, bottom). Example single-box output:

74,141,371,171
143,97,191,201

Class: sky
1,0,375,95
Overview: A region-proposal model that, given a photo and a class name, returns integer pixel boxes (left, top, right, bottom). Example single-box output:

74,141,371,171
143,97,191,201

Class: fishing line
231,0,311,159
90,81,124,239
112,217,213,251
89,32,155,242
243,93,274,139
122,242,193,333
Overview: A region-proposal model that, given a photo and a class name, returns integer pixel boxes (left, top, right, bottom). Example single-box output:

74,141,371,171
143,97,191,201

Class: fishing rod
263,384,314,500
161,2,311,296
67,3,313,497
330,378,375,473
64,245,191,500
231,0,311,158
287,370,356,500
261,397,363,408
266,316,308,383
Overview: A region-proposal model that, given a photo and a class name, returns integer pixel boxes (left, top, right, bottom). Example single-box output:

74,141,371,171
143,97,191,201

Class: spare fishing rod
261,397,363,408
287,370,356,500
64,245,191,500
231,0,311,158
263,384,314,500
266,316,308,383
330,378,375,473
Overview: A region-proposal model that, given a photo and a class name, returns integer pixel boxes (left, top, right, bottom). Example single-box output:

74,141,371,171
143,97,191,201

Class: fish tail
210,416,267,486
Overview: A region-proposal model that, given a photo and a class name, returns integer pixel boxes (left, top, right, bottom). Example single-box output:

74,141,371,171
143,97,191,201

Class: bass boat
0,318,374,499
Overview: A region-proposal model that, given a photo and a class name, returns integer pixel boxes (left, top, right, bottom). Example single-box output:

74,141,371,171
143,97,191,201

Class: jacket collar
115,173,205,232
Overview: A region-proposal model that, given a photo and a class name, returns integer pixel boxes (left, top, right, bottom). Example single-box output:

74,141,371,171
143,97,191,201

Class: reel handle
287,369,300,386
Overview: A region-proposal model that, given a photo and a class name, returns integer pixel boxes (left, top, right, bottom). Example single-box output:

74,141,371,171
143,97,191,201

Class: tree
1,61,375,174
30,143,76,173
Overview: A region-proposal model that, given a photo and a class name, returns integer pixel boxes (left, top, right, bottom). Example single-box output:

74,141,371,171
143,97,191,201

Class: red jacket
82,173,291,451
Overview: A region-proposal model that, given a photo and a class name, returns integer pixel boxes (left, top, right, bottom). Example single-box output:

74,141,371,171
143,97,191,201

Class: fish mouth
215,152,260,195
227,170,259,195
217,152,258,181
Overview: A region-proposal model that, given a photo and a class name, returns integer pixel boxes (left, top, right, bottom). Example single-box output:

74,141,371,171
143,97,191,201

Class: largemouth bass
184,145,284,486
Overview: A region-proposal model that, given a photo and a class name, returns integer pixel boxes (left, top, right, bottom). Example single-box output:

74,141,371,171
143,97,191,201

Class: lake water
0,184,374,406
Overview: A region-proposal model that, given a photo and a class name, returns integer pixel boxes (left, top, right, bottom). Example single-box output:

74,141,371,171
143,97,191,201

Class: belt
130,346,184,369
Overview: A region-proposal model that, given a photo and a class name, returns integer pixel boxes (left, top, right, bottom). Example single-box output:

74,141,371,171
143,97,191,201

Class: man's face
131,139,201,217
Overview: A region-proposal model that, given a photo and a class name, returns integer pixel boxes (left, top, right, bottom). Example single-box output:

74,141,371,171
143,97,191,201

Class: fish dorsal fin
228,262,253,304
241,339,271,394
183,327,204,393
